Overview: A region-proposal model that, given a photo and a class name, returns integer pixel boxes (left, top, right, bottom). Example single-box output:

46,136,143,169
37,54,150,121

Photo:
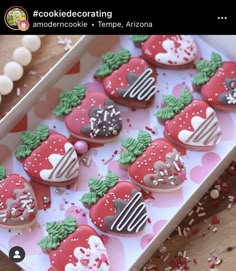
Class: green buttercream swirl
117,48,131,63
15,145,32,159
96,48,131,77
104,171,119,188
122,138,145,156
38,235,60,250
155,106,175,120
119,130,153,164
21,131,40,150
35,124,49,141
80,192,99,206
180,88,192,105
46,221,67,241
102,51,120,70
15,124,51,159
38,216,78,250
0,166,6,180
81,171,120,205
88,178,108,197
193,52,222,85
156,89,192,120
137,130,152,147
118,150,136,164
63,216,77,234
53,84,86,117
131,35,149,43
96,64,113,77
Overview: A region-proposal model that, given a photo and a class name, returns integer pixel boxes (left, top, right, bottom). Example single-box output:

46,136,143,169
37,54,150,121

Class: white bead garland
4,61,24,81
0,75,14,95
13,47,32,66
21,35,41,52
0,35,45,102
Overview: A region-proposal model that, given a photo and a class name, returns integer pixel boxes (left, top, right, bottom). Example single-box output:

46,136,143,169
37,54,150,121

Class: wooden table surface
0,35,235,271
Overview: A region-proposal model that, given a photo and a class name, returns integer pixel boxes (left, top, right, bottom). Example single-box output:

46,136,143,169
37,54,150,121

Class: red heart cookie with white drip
80,171,148,235
95,48,157,108
156,89,222,151
15,124,79,186
193,52,236,111
118,130,186,192
132,35,197,68
38,216,110,271
0,166,37,229
54,85,122,143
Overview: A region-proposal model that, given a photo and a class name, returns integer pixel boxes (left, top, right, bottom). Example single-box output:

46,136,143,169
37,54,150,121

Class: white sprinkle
189,218,195,225
16,87,21,96
174,161,180,171
177,226,182,236
212,227,218,233
188,210,194,216
183,250,187,258
198,212,206,217
228,203,232,209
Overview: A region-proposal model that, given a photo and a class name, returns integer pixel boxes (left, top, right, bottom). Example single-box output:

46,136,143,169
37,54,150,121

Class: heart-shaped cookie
80,171,148,235
118,130,186,192
15,124,79,186
193,52,236,111
95,48,157,108
132,35,197,68
156,88,222,151
38,216,110,271
54,85,122,143
0,166,37,229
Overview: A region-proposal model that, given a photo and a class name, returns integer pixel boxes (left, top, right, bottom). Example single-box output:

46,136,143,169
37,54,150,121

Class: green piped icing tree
80,171,119,206
155,88,192,120
131,35,149,43
38,216,77,250
118,130,152,165
193,52,222,86
96,48,131,77
15,124,50,159
0,166,6,180
53,84,86,117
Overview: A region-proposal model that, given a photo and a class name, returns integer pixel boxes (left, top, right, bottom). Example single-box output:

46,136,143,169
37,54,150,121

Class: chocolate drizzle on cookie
117,67,156,101
104,189,148,233
80,98,122,138
218,78,236,105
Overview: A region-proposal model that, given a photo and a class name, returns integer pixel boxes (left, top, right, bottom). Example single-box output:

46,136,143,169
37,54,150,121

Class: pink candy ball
74,140,88,154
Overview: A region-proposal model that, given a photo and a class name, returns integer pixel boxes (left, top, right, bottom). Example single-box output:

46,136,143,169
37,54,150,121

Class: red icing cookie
80,171,148,235
0,166,37,229
54,85,122,143
15,124,79,186
132,35,197,68
156,89,222,151
118,130,186,192
38,216,110,271
95,48,157,108
193,52,236,111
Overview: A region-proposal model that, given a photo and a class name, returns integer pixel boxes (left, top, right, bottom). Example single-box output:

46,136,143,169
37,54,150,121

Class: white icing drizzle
123,68,156,101
65,235,110,271
155,35,197,65
39,142,79,181
178,107,222,146
110,192,148,232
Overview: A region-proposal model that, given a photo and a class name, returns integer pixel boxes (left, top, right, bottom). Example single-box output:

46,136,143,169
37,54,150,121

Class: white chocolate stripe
127,210,148,232
186,112,221,145
123,68,157,101
110,192,147,232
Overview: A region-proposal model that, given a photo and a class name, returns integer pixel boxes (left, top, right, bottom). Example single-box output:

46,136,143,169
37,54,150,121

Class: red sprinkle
147,217,152,223
211,215,220,225
191,228,200,235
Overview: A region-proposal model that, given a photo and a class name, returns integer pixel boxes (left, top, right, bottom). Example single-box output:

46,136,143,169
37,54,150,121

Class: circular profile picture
4,6,29,31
